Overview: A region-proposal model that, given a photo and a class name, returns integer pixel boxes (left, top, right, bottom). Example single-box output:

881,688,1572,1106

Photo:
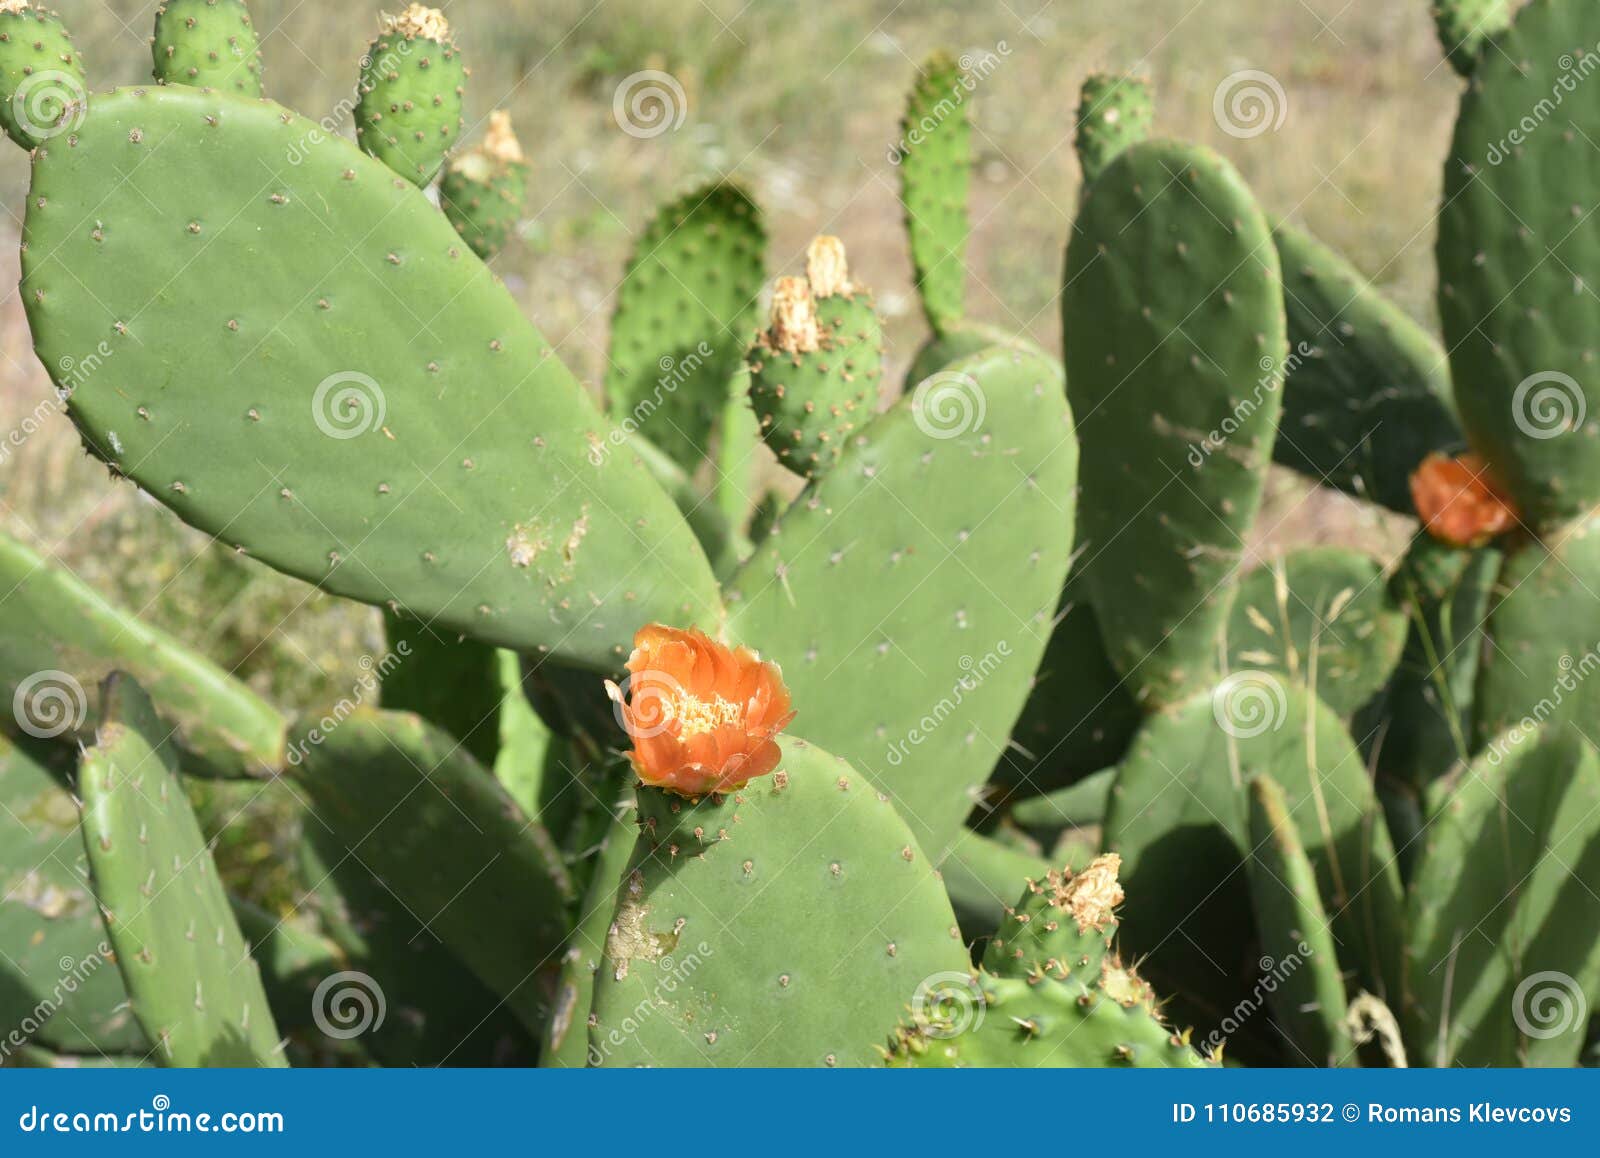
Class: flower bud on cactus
356,4,466,186
1409,451,1520,547
440,109,527,259
605,624,794,797
748,236,884,478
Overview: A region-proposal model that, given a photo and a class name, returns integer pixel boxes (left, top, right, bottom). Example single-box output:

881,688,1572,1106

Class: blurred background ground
0,0,1452,721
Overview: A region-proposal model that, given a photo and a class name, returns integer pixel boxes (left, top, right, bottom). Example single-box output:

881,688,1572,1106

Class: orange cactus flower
605,625,795,797
1409,451,1520,547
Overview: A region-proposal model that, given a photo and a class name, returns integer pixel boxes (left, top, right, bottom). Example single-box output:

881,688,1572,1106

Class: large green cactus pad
0,531,286,778
897,52,970,336
1064,140,1286,707
0,733,146,1057
1105,677,1403,1058
291,708,575,1037
1074,73,1154,183
1225,546,1407,716
589,739,968,1066
605,181,765,472
1407,727,1600,1066
78,675,284,1066
1273,223,1460,512
725,346,1076,858
21,86,720,670
1437,0,1600,527
1245,775,1354,1067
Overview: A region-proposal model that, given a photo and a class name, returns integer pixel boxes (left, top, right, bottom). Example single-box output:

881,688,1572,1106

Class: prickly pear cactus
355,4,465,186
727,345,1076,858
982,854,1123,988
1074,73,1154,183
0,531,287,778
20,84,721,669
1407,726,1600,1066
606,181,765,471
439,110,527,259
152,0,262,95
897,51,969,336
0,0,84,150
748,237,883,477
1432,0,1512,75
1063,140,1286,707
589,738,968,1066
77,675,285,1066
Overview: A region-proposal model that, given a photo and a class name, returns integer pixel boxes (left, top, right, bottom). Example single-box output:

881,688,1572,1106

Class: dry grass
0,0,1457,704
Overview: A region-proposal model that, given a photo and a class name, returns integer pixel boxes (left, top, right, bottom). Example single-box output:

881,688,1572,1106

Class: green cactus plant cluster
0,0,1597,1073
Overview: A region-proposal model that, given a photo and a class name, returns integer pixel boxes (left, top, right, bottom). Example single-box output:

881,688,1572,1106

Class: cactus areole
606,624,794,797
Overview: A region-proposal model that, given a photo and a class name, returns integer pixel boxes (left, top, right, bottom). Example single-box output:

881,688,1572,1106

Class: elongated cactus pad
0,532,286,778
897,51,970,336
78,675,284,1066
1064,140,1286,707
0,2,84,150
21,85,721,670
727,346,1076,858
0,733,146,1056
1407,726,1600,1066
1246,775,1355,1067
1074,73,1154,183
589,738,967,1066
291,708,575,1036
1225,546,1407,716
355,4,464,186
1106,677,1403,1059
152,0,262,95
1273,223,1460,512
1437,0,1600,528
606,181,765,472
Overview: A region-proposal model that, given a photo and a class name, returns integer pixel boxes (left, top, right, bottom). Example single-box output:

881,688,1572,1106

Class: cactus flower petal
607,624,794,796
1409,452,1520,547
